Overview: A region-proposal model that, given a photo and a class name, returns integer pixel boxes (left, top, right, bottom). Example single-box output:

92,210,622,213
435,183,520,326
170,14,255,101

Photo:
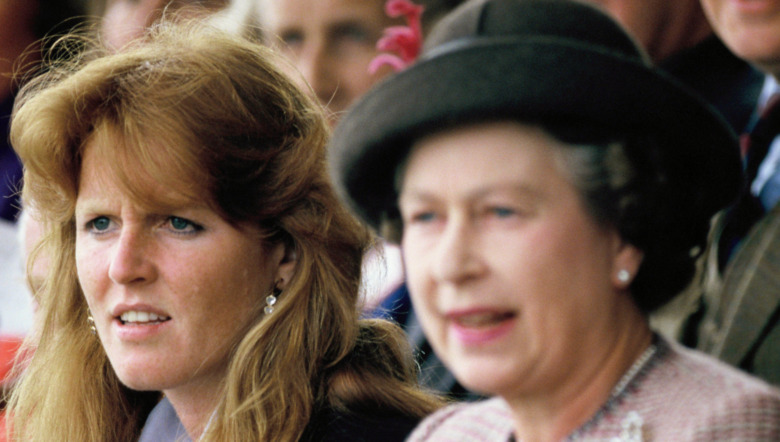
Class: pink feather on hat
369,0,425,74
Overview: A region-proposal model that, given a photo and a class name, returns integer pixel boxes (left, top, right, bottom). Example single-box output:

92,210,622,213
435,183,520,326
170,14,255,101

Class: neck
165,381,222,440
506,298,653,442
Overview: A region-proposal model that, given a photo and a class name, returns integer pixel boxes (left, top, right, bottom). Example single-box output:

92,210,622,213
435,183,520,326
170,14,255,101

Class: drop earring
265,279,282,315
87,314,97,335
617,269,631,284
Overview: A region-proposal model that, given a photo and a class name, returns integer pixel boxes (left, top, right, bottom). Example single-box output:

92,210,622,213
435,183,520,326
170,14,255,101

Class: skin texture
74,137,294,438
101,0,228,50
700,0,780,76
258,0,396,124
583,0,711,61
398,121,651,441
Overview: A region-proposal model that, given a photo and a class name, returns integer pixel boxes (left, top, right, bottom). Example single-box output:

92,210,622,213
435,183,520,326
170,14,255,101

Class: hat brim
330,36,743,231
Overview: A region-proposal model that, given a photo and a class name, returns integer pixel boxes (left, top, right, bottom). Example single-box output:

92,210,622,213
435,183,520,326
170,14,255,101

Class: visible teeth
120,311,169,324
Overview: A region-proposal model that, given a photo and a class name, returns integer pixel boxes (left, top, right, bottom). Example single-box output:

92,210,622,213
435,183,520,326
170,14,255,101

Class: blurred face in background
259,0,397,124
398,121,643,399
701,0,780,76
582,0,710,62
101,0,229,50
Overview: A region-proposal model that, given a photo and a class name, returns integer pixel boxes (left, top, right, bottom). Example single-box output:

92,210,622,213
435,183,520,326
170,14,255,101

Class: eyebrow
74,197,114,215
400,182,545,204
327,20,373,35
74,194,208,216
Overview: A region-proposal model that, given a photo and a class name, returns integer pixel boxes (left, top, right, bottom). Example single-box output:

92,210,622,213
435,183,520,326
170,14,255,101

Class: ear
611,237,644,289
272,242,297,291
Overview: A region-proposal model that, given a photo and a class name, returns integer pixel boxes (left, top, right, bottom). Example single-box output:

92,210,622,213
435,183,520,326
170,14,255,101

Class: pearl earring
265,279,282,315
617,269,631,283
87,314,97,335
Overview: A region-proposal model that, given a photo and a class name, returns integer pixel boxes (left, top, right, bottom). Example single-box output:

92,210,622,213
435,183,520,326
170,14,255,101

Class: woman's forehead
80,126,207,209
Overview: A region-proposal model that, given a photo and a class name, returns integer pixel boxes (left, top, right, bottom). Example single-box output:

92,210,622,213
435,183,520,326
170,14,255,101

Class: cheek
402,241,438,318
74,241,100,297
401,238,426,289
339,67,371,98
699,0,718,19
206,249,268,311
406,279,441,344
365,62,395,87
341,48,385,82
203,275,265,343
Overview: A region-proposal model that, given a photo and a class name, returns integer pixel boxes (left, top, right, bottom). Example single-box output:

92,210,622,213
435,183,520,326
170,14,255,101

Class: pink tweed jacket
408,336,780,441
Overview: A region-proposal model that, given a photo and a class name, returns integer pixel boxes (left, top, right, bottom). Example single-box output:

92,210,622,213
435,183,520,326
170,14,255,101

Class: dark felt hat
329,0,742,232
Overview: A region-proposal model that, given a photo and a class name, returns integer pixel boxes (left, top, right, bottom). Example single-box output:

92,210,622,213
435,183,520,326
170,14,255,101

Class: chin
450,359,517,397
111,362,171,392
752,53,780,77
727,31,780,70
115,372,162,391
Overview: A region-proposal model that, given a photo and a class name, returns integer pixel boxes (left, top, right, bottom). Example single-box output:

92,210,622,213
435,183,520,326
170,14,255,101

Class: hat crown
329,0,741,241
423,0,649,65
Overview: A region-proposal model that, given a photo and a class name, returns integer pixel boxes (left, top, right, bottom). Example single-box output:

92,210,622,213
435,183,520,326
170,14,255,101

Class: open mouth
118,311,171,325
453,311,516,328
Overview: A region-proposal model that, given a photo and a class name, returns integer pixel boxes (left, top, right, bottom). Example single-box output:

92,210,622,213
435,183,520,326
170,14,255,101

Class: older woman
329,0,780,440
7,21,441,441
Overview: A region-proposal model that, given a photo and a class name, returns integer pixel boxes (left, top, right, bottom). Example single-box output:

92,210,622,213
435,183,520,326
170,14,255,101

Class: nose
298,41,340,109
431,215,485,284
108,227,156,285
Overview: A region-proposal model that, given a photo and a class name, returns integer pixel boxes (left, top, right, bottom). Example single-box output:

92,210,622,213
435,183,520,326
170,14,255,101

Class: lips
731,0,780,16
446,308,517,345
113,304,171,326
452,311,515,328
119,310,171,325
111,305,173,341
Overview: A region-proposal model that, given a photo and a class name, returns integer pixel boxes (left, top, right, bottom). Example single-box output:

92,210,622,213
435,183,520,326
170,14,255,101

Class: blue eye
332,23,373,50
279,31,304,48
492,207,515,217
338,25,370,43
88,217,112,232
170,217,189,230
414,212,436,222
405,211,441,226
166,216,202,234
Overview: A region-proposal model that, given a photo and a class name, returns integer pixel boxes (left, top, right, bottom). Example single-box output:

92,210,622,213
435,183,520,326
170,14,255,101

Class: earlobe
613,240,644,288
274,244,297,290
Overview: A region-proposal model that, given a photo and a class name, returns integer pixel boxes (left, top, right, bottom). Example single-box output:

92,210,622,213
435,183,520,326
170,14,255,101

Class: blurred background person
584,0,762,135
585,0,710,62
252,0,463,125
257,0,401,124
0,0,86,224
219,0,474,400
579,0,765,345
0,0,85,384
684,0,780,386
88,0,230,50
329,0,780,439
0,9,85,437
8,21,441,441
